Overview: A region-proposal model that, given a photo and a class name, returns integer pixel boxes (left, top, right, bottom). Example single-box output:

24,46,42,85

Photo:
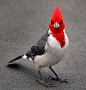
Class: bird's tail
7,54,30,64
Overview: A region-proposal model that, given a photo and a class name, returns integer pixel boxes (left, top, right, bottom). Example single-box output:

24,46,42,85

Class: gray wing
27,29,50,60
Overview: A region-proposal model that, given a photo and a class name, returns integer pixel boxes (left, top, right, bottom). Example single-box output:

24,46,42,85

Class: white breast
34,29,69,69
45,29,69,55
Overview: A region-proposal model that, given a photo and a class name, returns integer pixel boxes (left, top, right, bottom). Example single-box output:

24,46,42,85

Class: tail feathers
7,54,30,64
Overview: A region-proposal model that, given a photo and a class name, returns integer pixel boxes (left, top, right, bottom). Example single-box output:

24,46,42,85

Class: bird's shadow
7,63,21,69
7,63,38,80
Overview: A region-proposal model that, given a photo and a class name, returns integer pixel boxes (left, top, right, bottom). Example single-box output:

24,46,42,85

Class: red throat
49,21,65,48
51,30,65,48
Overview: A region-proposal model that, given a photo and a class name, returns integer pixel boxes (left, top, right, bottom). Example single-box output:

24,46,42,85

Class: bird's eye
59,20,63,25
51,20,54,24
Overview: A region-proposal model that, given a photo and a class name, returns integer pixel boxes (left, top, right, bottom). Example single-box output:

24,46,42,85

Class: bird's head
49,5,65,33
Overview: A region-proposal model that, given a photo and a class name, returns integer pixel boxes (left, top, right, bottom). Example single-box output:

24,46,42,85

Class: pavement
0,0,86,90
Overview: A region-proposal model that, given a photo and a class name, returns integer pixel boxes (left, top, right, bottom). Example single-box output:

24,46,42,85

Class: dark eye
51,20,54,24
59,20,63,25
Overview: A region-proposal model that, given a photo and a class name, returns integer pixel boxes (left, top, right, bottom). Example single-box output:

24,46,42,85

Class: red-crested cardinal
7,5,69,87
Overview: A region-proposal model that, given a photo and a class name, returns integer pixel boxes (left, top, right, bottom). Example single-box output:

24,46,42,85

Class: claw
48,76,68,83
36,79,55,87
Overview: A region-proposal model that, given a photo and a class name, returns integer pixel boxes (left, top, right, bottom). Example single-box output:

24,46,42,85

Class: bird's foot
36,79,55,87
48,76,68,83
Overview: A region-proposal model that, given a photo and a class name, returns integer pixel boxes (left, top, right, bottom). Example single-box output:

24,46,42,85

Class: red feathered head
49,5,65,33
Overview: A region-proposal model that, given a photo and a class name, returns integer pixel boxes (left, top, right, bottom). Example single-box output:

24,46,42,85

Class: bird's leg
49,67,68,83
36,71,54,87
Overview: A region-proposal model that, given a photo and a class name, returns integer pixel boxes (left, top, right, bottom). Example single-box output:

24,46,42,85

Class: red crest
51,5,63,24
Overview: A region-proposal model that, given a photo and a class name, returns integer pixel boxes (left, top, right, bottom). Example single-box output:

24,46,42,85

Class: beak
53,22,60,28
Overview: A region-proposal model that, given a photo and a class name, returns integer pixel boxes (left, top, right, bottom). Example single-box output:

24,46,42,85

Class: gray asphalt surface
0,0,86,90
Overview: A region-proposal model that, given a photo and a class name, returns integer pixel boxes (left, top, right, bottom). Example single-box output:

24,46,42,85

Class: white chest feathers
45,29,69,54
34,29,69,69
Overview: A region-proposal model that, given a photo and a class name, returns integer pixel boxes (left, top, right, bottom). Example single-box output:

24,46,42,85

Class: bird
7,5,69,87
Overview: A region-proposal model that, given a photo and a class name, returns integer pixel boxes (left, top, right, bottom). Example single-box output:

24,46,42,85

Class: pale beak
53,22,60,28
